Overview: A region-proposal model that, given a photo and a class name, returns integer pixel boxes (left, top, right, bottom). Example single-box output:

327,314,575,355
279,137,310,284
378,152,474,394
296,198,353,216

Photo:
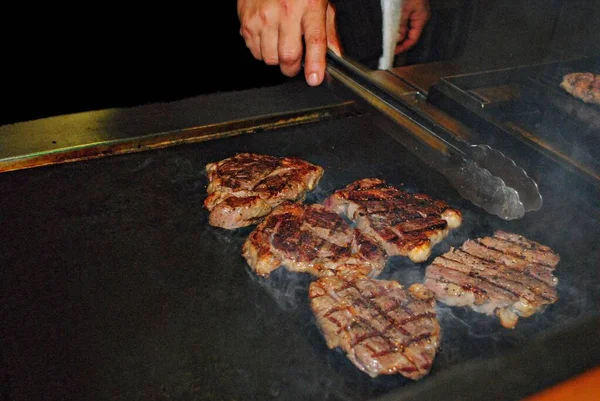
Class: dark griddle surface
1,112,599,401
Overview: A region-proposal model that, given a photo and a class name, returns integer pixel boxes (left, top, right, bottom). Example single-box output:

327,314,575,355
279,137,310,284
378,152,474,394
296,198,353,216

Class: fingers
302,4,328,86
260,24,280,65
238,0,265,61
278,12,304,77
394,17,426,54
394,30,418,54
237,0,328,86
239,0,281,63
396,12,409,53
394,3,431,54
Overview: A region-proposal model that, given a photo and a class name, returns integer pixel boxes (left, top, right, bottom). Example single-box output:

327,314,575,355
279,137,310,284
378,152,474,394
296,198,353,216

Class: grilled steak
204,153,324,229
324,178,462,263
424,230,560,329
242,203,387,278
560,72,600,106
309,270,441,380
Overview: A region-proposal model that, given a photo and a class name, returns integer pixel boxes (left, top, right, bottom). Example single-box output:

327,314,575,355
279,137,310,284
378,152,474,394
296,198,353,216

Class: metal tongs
324,49,543,220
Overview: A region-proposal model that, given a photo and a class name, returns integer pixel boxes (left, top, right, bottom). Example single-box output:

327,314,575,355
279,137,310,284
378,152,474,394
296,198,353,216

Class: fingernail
308,73,319,86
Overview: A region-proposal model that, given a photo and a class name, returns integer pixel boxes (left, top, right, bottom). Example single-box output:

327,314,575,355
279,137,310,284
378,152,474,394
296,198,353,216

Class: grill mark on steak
205,153,324,229
424,230,559,329
394,312,437,327
460,240,558,287
444,249,556,302
324,178,462,263
475,234,560,268
432,257,540,305
457,242,558,291
309,271,440,380
396,217,449,233
216,154,280,188
243,203,387,278
427,264,513,304
430,256,550,304
341,294,414,340
304,207,345,231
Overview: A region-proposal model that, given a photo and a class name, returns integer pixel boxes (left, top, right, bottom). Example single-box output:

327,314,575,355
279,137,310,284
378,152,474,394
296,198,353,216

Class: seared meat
324,178,462,263
205,153,324,229
309,270,440,380
424,230,560,329
242,203,387,278
560,72,600,106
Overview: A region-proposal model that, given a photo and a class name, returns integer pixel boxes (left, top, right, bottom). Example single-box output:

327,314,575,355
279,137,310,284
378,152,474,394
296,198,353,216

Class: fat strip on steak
204,153,324,229
242,203,387,278
324,178,462,263
309,269,440,380
424,230,560,329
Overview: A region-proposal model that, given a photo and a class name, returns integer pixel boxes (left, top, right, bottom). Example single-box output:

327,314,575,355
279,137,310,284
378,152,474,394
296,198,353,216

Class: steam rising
245,266,314,313
165,156,207,193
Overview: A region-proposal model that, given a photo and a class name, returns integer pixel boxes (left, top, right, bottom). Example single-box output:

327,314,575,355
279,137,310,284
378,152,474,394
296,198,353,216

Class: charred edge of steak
424,231,559,329
309,272,440,380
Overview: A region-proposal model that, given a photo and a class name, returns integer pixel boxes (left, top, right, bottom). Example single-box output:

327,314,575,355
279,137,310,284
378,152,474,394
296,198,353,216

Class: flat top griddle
1,81,599,401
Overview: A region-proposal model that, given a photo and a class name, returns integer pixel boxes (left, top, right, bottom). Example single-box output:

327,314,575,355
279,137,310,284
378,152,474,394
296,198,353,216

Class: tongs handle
324,49,543,220
325,49,469,158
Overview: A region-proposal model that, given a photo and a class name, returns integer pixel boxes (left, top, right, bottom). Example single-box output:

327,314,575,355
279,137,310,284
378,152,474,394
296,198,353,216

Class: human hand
237,0,341,87
395,0,431,54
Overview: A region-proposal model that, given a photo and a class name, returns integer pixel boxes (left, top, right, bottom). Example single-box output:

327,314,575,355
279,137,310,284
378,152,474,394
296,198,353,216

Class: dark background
1,5,289,126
